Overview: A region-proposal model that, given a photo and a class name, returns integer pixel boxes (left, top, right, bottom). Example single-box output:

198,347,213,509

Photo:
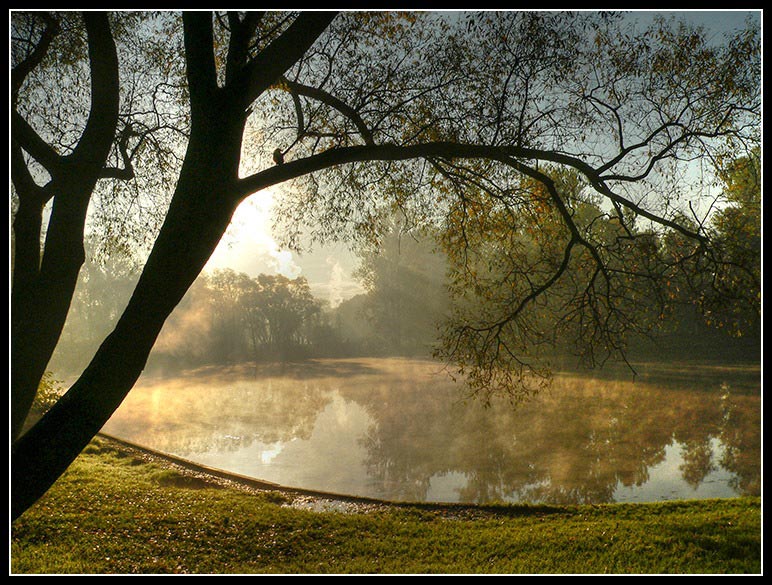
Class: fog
49,222,450,378
49,220,759,384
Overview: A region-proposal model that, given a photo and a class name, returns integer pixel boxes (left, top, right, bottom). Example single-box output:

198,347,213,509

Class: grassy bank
11,437,761,575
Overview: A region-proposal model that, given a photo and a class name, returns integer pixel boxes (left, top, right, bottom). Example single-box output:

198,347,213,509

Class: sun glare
205,188,302,279
204,187,364,308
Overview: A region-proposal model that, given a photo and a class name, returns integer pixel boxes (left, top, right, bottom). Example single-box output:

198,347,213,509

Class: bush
30,372,65,416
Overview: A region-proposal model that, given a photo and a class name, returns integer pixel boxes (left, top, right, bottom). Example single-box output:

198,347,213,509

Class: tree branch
10,140,48,207
224,11,262,85
237,141,709,246
11,12,59,107
228,11,338,109
11,110,64,176
278,75,375,145
289,84,306,140
100,125,137,180
182,12,219,113
68,12,120,174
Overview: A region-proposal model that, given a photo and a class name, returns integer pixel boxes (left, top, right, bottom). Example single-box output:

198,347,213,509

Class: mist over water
102,357,760,505
51,203,760,506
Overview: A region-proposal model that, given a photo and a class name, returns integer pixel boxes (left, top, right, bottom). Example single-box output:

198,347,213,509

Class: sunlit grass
11,437,760,574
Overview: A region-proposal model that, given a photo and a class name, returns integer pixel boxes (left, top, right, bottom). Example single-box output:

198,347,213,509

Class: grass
11,437,761,575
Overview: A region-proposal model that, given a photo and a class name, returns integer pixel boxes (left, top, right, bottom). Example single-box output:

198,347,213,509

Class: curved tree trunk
10,197,46,437
12,136,242,520
11,185,94,438
11,10,337,521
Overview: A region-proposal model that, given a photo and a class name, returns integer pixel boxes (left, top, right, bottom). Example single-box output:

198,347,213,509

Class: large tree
11,12,120,440
11,11,760,520
11,11,184,440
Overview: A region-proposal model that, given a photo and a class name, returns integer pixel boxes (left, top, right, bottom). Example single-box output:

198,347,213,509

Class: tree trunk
11,106,245,521
11,187,94,439
10,198,45,437
11,12,119,440
11,10,338,521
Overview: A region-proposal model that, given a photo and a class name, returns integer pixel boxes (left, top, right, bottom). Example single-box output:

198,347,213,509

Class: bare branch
237,141,710,247
228,12,338,109
100,125,138,180
11,12,59,106
278,76,374,145
10,140,47,205
224,11,262,84
11,110,64,176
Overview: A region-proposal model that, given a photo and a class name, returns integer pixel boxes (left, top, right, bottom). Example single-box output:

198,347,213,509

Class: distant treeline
49,230,451,376
50,211,759,379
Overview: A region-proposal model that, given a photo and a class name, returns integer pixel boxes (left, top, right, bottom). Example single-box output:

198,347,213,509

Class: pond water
101,357,760,506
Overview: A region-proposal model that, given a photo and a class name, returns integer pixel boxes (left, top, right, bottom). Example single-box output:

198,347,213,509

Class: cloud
270,249,302,279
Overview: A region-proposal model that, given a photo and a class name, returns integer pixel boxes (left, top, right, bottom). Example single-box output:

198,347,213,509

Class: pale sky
204,190,364,308
624,9,759,33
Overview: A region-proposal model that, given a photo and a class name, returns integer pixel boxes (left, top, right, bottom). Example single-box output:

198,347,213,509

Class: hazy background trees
49,227,449,377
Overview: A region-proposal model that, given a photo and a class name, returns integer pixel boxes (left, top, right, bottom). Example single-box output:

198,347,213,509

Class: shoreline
95,432,756,519
96,433,536,518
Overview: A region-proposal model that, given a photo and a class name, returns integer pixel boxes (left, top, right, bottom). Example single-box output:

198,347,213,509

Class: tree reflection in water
102,358,760,505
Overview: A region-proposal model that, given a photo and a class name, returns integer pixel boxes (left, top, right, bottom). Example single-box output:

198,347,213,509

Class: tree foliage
264,11,760,397
701,148,761,336
11,12,186,260
114,269,318,373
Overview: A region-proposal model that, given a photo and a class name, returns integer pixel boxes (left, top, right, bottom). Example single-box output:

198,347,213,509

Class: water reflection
102,358,760,505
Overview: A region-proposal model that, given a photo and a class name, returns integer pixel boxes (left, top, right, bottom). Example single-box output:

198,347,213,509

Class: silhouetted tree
11,13,120,440
11,11,185,439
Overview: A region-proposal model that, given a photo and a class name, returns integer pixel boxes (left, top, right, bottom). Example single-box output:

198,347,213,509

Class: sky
624,9,759,34
204,189,365,308
203,9,761,307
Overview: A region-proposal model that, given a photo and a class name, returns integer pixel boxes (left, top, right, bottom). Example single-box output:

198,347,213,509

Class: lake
101,357,760,506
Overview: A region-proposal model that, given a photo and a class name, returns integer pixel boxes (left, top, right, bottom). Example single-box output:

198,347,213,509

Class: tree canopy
10,10,761,520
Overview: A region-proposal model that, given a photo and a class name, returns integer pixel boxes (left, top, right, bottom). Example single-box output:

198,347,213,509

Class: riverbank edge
96,432,405,515
94,432,561,517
